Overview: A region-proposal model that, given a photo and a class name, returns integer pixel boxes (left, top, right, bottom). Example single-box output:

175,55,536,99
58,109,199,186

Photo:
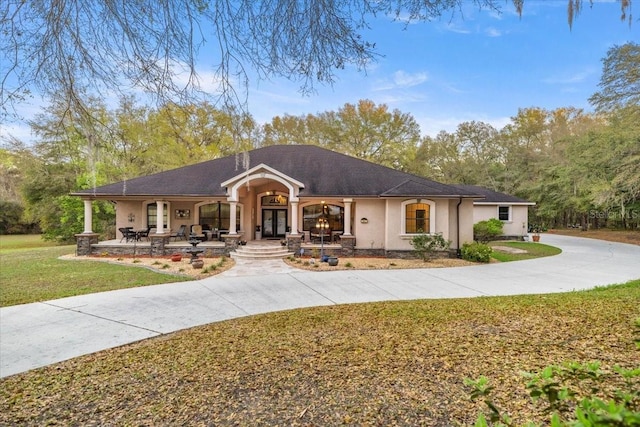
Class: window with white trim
498,206,511,221
146,202,168,228
402,199,435,234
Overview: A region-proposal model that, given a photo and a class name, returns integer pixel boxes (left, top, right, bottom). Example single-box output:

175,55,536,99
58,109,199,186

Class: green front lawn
0,235,191,307
490,241,562,262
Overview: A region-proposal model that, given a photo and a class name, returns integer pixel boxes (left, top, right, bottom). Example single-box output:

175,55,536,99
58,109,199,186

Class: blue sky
242,0,638,136
2,1,638,143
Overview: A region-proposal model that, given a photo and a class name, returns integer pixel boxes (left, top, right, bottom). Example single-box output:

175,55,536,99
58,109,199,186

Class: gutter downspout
456,198,463,258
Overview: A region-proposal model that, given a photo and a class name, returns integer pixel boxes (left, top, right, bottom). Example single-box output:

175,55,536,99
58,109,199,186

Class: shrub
410,233,451,261
473,218,504,243
466,362,640,427
461,242,492,263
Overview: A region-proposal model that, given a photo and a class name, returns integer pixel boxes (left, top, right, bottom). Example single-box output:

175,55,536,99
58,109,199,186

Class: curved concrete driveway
2,234,639,377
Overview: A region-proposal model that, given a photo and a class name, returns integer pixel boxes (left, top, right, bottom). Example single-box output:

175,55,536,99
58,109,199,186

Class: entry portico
73,145,481,257
223,163,300,238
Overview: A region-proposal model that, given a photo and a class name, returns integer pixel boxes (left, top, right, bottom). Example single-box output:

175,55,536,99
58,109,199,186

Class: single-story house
72,145,526,257
452,184,536,239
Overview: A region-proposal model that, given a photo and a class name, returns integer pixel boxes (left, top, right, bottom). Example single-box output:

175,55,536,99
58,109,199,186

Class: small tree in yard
473,218,504,243
410,233,451,261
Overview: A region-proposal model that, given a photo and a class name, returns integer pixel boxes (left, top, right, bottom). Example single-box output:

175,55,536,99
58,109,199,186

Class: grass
490,241,562,262
1,281,638,425
0,234,58,251
0,235,191,307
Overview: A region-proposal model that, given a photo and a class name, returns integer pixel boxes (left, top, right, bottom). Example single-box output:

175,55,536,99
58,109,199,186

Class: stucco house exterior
453,185,535,240
72,145,494,257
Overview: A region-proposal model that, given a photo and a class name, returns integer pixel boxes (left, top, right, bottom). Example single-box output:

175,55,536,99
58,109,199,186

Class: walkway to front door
262,209,287,239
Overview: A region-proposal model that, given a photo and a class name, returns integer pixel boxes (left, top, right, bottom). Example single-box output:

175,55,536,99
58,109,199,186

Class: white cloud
444,23,472,34
485,27,502,37
542,67,596,84
373,70,428,91
392,70,429,87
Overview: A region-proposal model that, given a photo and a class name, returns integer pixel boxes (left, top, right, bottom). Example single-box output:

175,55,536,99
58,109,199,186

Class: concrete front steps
231,242,295,260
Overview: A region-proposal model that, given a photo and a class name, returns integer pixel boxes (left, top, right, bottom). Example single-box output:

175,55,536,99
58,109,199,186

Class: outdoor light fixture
128,213,135,222
315,217,329,259
360,218,368,224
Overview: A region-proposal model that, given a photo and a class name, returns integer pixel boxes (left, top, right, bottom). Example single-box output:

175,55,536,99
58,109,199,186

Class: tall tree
320,100,420,170
410,131,467,183
261,100,420,170
589,42,640,112
455,121,503,189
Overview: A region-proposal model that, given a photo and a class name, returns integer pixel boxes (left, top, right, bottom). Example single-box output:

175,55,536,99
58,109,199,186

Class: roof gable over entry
72,145,482,199
222,163,305,202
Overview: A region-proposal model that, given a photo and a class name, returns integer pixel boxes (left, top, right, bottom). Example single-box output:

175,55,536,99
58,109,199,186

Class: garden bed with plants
283,255,474,271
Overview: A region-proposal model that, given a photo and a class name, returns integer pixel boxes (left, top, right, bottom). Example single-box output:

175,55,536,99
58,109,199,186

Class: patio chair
137,226,152,241
119,227,137,242
191,224,206,241
171,224,187,241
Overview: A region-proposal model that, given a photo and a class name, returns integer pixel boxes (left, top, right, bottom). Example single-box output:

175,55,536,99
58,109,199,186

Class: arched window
403,200,435,234
302,203,343,231
146,202,169,228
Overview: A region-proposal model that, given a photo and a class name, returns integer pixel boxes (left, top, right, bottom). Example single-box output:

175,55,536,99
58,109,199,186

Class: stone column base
224,234,242,255
339,235,356,257
75,233,100,256
150,233,170,256
287,235,303,255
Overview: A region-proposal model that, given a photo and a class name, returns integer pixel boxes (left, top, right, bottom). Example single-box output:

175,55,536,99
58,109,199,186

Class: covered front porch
75,162,357,257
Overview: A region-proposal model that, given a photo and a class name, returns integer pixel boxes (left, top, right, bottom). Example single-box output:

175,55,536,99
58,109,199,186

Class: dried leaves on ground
1,282,638,426
549,228,640,246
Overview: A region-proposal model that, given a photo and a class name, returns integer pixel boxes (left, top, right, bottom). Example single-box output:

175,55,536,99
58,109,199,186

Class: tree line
1,43,638,240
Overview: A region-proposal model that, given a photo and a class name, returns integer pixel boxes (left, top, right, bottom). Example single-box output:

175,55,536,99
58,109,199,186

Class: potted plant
328,256,339,266
171,253,182,262
531,225,541,242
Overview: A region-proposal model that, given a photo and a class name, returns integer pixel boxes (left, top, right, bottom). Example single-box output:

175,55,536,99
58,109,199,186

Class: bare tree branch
1,0,633,121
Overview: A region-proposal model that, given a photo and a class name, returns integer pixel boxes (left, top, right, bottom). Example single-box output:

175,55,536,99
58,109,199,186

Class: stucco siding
385,199,406,250
508,206,529,237
473,204,529,237
353,199,386,250
458,199,475,247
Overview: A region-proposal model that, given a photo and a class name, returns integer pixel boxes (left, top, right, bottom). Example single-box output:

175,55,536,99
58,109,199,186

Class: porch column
290,201,299,235
229,201,237,235
155,200,165,233
343,198,352,236
83,199,93,233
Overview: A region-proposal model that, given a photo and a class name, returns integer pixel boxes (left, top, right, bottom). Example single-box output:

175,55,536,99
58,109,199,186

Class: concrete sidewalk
2,234,639,378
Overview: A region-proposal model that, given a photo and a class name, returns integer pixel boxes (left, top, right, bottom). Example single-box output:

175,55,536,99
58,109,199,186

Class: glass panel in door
262,209,287,238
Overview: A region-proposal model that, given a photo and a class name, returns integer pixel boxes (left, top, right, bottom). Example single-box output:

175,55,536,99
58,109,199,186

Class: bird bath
186,235,204,263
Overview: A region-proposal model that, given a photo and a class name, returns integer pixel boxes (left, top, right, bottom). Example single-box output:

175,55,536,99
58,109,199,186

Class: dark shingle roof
73,145,480,198
451,185,533,204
